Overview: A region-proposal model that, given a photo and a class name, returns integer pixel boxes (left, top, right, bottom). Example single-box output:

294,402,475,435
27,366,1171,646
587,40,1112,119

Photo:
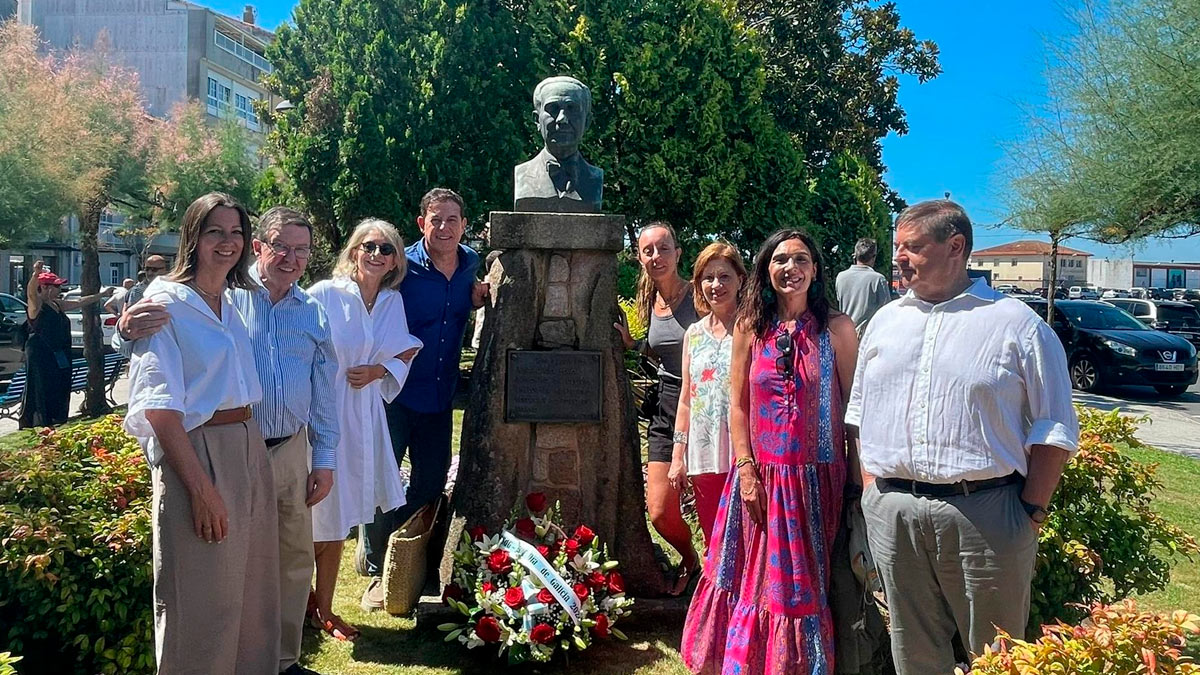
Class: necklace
656,280,688,312
189,282,223,301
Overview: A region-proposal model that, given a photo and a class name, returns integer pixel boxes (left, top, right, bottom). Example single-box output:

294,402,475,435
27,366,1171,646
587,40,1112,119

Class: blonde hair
633,221,683,326
691,241,747,314
334,218,407,289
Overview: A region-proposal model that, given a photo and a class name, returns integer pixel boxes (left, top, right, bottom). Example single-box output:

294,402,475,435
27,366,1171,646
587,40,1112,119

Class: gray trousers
860,481,1036,675
269,432,313,672
152,422,280,675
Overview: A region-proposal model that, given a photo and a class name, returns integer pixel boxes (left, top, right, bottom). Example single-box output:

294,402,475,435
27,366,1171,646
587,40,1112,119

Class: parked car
1068,285,1101,300
1148,287,1175,300
1021,299,1198,397
62,286,119,354
1101,288,1131,299
1173,288,1200,306
994,284,1024,294
1130,287,1149,299
1035,286,1069,300
0,293,27,383
1104,298,1200,350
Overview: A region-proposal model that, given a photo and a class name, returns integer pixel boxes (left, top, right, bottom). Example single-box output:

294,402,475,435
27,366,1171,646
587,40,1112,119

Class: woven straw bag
382,496,443,616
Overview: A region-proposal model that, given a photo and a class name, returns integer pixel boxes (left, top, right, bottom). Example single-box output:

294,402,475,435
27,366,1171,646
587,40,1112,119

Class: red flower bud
587,571,607,589
442,583,464,605
515,517,536,539
607,571,625,594
504,586,526,609
573,583,590,599
537,587,555,604
593,613,611,638
475,616,501,642
525,492,548,514
487,549,513,575
536,545,551,558
573,524,596,546
530,622,556,644
564,539,580,557
481,581,496,594
468,525,488,541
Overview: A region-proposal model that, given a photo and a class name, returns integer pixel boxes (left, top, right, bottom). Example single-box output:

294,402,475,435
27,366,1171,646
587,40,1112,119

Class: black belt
877,472,1022,498
264,432,298,449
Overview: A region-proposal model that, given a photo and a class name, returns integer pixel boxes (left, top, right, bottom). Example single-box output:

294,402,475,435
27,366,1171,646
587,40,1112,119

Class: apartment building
968,240,1092,291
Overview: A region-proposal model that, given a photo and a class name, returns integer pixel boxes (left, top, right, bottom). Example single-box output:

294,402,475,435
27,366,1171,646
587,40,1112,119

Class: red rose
564,539,580,557
504,586,526,609
475,616,501,642
536,545,551,558
573,525,596,546
515,517,536,539
593,613,611,638
487,549,513,575
607,571,625,594
573,583,590,600
537,588,555,604
530,622,557,644
481,581,496,594
468,525,488,541
526,492,548,514
587,571,607,589
442,583,464,605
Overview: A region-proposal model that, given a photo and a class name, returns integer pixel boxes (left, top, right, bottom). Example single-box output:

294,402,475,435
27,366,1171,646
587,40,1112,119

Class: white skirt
311,378,406,542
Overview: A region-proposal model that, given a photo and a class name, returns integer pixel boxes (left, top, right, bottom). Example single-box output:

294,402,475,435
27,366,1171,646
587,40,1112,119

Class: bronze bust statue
514,76,603,213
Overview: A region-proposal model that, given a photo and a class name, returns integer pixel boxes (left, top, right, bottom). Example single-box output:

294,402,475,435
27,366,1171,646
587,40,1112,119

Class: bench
0,352,127,421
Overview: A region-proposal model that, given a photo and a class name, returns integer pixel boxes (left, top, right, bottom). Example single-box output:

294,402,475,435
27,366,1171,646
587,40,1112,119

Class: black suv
1104,298,1200,350
1023,299,1198,397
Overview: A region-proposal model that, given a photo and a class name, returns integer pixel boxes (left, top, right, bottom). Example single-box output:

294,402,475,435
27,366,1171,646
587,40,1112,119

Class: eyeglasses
359,241,397,257
775,330,794,380
145,266,166,274
265,241,312,260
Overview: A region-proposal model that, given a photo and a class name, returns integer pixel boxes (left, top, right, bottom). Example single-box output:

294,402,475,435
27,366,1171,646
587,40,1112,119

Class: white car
1101,289,1130,299
1068,285,1101,300
63,286,119,353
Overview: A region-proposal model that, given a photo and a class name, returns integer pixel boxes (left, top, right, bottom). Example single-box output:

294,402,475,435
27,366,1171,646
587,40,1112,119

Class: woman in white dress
307,219,421,641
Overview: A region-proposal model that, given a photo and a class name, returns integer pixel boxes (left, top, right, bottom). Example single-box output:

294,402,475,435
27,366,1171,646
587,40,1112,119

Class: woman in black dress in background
19,261,112,428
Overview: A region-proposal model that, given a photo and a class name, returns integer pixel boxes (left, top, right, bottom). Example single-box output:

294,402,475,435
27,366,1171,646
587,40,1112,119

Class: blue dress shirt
232,266,341,470
397,239,480,413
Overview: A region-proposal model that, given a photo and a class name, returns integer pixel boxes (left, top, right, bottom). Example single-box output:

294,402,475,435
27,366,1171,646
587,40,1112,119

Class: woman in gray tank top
616,222,701,596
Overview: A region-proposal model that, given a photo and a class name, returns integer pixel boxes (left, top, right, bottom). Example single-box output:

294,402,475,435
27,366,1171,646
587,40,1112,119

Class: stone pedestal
443,211,665,596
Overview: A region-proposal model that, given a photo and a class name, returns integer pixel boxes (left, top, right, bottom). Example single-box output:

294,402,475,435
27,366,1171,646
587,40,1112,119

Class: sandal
668,561,698,597
317,612,360,642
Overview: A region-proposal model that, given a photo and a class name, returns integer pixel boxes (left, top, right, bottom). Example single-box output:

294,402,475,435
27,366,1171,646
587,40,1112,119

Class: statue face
535,82,589,156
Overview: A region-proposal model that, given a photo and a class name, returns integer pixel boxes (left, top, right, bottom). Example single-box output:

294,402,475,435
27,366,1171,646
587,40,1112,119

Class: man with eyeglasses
116,207,339,675
358,187,489,609
122,255,169,311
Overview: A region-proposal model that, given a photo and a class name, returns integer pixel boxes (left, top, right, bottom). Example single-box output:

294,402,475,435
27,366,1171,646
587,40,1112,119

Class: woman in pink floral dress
681,229,860,675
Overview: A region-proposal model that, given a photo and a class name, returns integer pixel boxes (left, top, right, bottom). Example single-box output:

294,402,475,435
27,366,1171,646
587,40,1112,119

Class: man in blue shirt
117,207,339,675
360,188,487,608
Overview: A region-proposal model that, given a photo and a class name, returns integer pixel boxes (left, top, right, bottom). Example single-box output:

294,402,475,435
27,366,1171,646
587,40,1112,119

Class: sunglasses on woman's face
775,331,793,379
359,241,397,257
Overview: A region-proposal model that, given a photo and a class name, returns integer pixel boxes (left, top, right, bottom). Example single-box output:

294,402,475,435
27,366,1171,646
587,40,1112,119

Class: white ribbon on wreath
499,531,583,626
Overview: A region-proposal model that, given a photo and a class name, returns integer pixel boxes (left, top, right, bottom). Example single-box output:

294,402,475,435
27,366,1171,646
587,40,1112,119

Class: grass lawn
1127,443,1200,614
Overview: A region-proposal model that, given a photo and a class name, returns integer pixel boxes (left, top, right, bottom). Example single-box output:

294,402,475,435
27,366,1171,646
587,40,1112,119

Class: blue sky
214,0,1199,263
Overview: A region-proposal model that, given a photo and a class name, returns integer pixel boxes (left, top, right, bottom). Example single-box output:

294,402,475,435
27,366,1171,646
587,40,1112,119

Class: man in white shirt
845,200,1079,674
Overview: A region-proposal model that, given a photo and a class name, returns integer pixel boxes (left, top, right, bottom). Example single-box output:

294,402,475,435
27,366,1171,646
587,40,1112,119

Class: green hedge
0,416,153,674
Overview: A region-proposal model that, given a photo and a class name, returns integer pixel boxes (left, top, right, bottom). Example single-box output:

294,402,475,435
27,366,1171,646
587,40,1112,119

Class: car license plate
1155,363,1184,371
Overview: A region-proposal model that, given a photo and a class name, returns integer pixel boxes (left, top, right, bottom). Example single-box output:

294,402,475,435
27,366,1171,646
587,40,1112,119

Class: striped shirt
233,266,339,470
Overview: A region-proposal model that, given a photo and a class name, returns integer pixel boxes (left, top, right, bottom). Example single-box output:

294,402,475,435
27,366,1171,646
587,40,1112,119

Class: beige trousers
269,432,313,672
152,421,280,675
861,481,1037,675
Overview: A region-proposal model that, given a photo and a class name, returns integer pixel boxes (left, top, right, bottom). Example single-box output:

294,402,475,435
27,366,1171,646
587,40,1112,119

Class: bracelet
672,430,687,445
734,456,756,470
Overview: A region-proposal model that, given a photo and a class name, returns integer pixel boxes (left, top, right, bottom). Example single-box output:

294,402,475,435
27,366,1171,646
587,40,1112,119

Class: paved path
0,376,130,437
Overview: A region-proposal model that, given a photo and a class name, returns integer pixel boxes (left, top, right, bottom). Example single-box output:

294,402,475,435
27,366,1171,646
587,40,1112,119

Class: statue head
533,76,592,160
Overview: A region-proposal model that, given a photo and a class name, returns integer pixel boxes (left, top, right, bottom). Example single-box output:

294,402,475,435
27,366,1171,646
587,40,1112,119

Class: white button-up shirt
124,279,262,466
846,278,1079,483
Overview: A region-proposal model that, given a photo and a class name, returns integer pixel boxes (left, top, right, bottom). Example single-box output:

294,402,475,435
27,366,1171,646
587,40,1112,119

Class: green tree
265,0,530,247
734,0,940,203
1009,0,1200,246
810,151,893,278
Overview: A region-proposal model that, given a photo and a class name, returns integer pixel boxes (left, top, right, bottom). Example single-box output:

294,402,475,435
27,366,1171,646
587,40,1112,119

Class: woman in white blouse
124,192,279,674
307,219,421,641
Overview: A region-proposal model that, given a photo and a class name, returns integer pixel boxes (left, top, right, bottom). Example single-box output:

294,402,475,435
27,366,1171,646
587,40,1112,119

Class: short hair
418,187,466,220
170,192,255,290
853,238,878,264
334,218,408,289
533,76,592,118
256,206,313,240
896,199,973,256
691,241,747,314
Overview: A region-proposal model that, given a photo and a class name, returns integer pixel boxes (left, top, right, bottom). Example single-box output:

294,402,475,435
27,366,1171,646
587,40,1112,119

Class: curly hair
737,229,832,338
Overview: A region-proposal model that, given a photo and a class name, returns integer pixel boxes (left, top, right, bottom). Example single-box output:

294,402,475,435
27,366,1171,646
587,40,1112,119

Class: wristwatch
1020,498,1049,524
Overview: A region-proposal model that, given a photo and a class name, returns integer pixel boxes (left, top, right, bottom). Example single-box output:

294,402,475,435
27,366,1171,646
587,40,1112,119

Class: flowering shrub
1030,405,1199,631
0,416,153,674
441,492,634,664
962,601,1200,674
0,652,21,675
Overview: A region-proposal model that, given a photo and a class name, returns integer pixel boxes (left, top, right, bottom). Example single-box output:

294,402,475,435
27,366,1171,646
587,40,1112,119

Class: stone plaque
505,350,603,423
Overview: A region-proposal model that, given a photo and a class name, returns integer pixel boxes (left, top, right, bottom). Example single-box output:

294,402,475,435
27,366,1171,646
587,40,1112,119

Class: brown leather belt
205,406,252,427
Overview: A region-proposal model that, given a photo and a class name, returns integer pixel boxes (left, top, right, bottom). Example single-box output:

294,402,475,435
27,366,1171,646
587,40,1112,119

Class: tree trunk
1047,232,1060,324
79,194,112,418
